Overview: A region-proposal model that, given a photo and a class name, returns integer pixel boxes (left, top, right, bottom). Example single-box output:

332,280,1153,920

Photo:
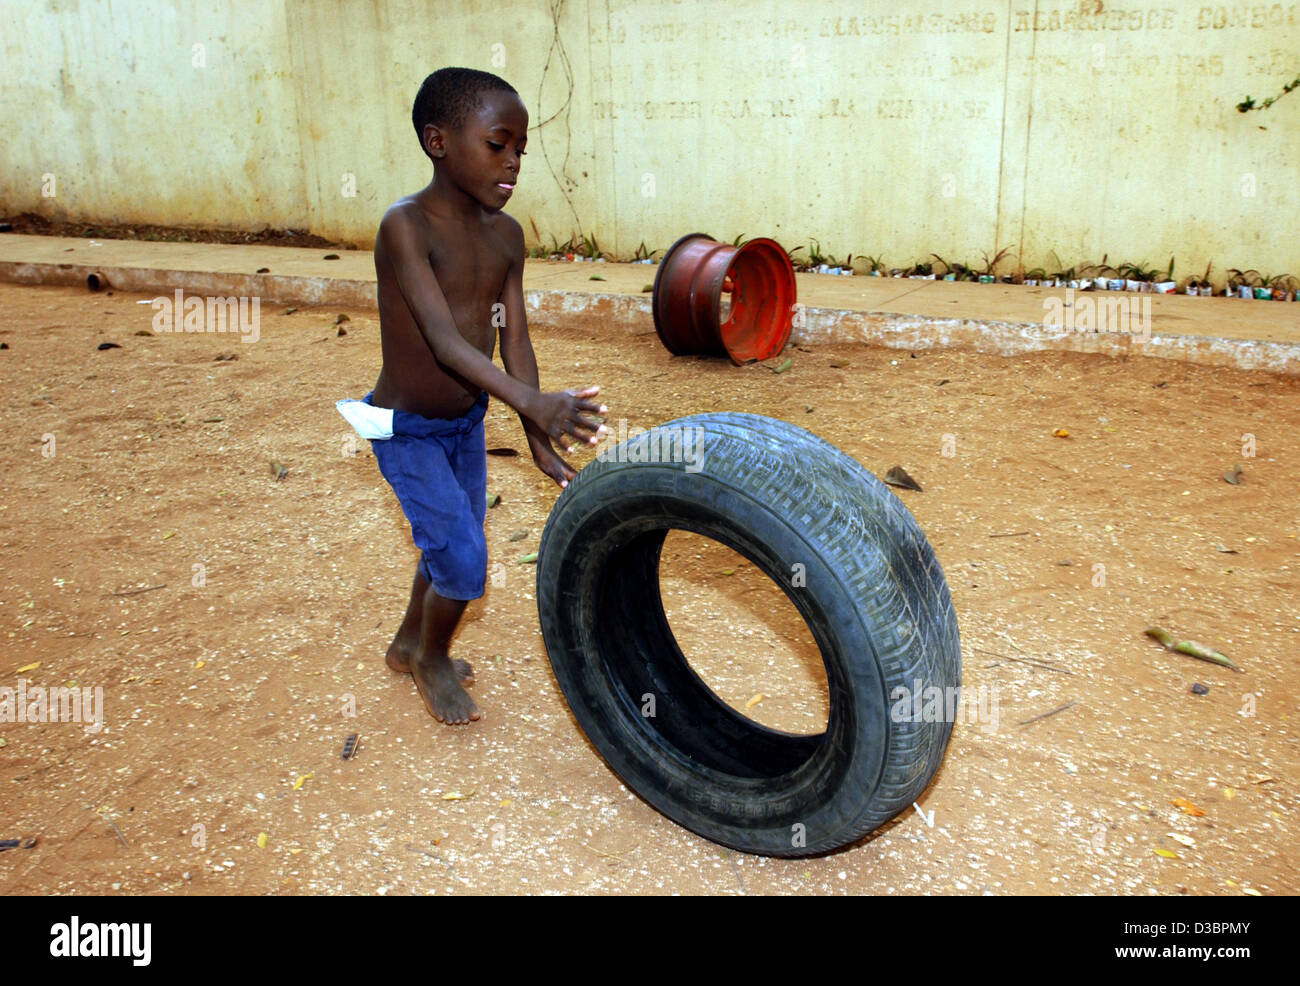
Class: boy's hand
525,386,608,490
528,434,579,489
531,386,607,450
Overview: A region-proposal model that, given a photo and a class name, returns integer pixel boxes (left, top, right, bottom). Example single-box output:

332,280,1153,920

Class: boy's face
426,91,529,212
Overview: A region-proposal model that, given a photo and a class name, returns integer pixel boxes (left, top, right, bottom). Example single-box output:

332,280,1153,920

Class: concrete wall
3,1,1297,280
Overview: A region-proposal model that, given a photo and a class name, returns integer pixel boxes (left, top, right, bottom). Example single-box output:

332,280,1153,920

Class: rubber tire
536,412,960,857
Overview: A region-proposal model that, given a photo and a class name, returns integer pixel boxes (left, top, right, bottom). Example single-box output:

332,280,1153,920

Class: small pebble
1190,682,1210,696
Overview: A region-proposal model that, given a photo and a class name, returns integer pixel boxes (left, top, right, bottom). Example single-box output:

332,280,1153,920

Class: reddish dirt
0,281,1295,895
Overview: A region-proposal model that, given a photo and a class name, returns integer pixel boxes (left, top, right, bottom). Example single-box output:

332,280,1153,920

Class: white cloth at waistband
335,398,394,440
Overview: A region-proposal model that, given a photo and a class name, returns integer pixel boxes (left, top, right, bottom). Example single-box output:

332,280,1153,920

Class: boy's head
412,68,521,152
412,68,528,209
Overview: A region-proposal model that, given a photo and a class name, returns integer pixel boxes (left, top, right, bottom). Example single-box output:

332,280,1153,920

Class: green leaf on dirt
771,357,793,374
1144,626,1174,648
507,530,529,542
486,493,501,509
283,307,297,315
1145,625,1240,671
1223,464,1243,485
589,275,606,281
518,551,538,564
1173,639,1239,670
642,284,654,293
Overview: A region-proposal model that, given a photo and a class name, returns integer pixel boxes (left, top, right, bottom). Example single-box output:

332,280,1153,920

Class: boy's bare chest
426,234,511,317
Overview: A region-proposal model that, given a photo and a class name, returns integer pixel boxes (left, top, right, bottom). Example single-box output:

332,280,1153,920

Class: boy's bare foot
411,653,481,724
385,641,474,685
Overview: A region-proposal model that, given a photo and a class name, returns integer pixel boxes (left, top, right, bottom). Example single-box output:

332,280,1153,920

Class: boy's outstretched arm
378,206,603,447
497,218,606,488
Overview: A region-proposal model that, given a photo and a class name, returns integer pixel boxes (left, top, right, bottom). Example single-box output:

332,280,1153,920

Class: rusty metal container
652,233,796,364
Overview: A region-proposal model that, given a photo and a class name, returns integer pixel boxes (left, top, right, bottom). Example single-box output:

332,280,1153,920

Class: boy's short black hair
412,67,518,148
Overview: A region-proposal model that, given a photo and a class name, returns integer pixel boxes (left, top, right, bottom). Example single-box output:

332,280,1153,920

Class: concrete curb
0,260,377,309
519,291,1300,376
793,306,1300,376
4,257,1298,376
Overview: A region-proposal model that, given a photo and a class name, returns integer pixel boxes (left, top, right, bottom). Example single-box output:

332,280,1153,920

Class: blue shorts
365,391,489,600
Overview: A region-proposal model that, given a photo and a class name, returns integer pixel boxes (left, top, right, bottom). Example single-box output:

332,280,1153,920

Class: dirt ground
0,281,1295,896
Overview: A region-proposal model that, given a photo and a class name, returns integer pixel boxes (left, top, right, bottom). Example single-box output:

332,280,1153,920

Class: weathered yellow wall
3,1,1297,279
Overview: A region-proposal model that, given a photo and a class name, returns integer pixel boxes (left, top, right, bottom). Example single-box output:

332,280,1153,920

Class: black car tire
536,412,961,856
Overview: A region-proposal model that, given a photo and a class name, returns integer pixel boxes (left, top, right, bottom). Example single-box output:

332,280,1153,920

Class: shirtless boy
338,68,607,724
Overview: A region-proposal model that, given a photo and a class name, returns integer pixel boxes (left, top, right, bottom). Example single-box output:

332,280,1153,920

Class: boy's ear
422,123,447,161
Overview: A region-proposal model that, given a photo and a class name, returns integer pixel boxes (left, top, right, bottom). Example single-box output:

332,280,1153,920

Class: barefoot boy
337,68,606,724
